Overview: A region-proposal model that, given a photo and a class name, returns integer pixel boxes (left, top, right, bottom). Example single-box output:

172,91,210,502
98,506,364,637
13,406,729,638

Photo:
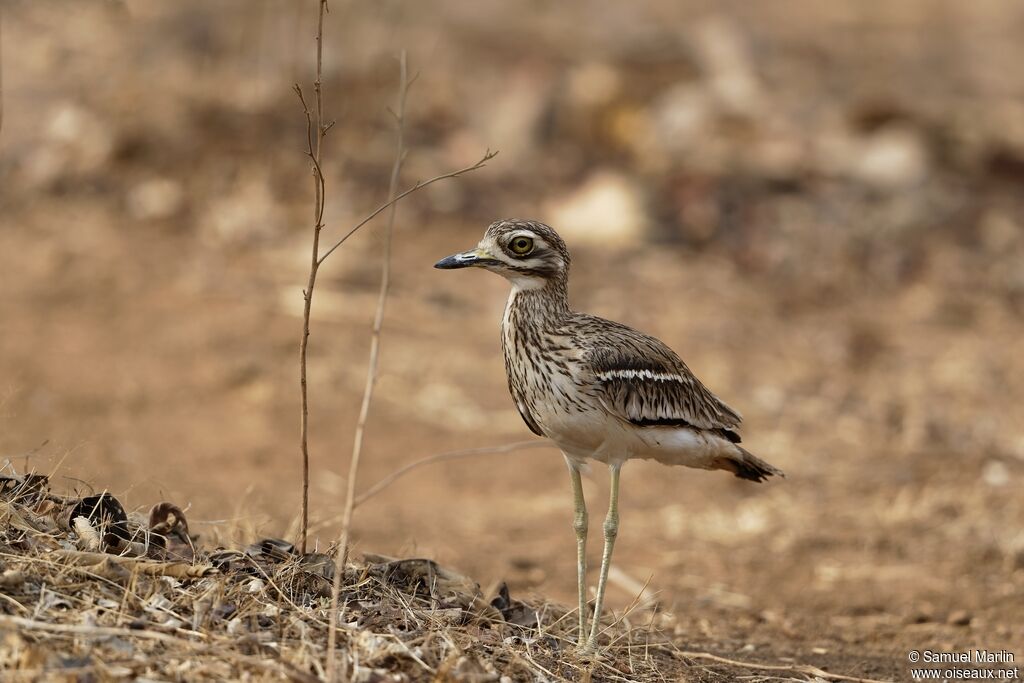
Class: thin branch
296,0,329,557
675,650,893,683
326,51,410,683
293,440,552,535
600,570,655,636
316,148,497,266
339,48,409,563
354,440,553,508
294,85,327,227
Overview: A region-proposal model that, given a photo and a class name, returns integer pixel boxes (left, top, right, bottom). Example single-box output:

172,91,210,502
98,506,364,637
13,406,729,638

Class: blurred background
2,1,1022,676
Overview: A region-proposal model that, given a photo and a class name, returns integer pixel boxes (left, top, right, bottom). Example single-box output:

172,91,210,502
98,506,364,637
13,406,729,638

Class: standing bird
435,219,782,652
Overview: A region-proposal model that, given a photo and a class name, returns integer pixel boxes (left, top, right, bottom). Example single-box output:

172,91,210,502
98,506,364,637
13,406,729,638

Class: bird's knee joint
572,514,588,535
603,515,618,539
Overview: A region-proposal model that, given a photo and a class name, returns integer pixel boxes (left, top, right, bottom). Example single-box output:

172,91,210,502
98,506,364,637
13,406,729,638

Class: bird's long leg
585,462,621,651
565,457,589,645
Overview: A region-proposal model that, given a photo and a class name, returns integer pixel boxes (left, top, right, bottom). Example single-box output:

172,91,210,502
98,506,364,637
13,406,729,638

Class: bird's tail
719,446,785,483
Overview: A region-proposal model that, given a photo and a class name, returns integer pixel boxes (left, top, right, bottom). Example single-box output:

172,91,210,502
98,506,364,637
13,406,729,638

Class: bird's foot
575,638,601,658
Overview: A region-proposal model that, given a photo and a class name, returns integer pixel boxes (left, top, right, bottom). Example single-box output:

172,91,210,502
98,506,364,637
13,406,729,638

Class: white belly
540,401,734,471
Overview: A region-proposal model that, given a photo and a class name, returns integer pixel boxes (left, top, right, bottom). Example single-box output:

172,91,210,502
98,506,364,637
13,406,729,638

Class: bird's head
434,219,570,291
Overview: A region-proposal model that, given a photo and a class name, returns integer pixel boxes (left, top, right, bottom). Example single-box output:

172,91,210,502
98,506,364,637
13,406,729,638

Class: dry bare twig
295,0,330,556
299,440,551,534
291,7,496,679
294,4,495,558
674,650,893,683
325,48,410,683
315,149,496,266
354,439,553,508
337,48,410,575
51,549,217,579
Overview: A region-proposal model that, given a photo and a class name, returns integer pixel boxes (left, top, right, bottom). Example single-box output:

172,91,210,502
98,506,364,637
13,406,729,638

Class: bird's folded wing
583,330,742,433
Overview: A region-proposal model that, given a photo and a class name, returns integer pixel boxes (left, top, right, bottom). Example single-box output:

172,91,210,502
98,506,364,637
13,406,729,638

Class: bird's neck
505,274,571,328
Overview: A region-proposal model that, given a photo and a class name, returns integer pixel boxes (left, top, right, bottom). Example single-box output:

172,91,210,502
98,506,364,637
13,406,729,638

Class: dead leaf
148,502,195,562
490,582,540,627
67,493,130,547
245,538,295,563
0,474,49,504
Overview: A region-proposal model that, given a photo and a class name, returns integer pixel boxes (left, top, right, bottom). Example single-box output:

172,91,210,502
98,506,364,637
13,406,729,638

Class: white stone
850,125,929,189
127,178,185,221
545,171,648,247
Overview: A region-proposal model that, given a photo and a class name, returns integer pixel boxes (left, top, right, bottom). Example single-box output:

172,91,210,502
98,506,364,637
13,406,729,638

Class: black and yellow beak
434,248,499,270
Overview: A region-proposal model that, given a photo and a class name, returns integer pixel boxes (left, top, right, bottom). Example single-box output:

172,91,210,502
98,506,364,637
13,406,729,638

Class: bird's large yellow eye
510,236,534,255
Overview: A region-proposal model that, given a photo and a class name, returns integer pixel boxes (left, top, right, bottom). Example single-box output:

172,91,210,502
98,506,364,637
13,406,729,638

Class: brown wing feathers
579,317,743,435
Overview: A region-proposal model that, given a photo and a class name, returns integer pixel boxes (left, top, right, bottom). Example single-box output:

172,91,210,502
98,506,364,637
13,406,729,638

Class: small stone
545,171,649,247
982,460,1009,487
127,178,184,221
905,607,935,624
947,610,972,626
23,103,115,187
850,124,929,189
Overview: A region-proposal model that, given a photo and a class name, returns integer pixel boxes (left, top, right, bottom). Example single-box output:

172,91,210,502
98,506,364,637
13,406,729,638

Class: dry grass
0,468,896,682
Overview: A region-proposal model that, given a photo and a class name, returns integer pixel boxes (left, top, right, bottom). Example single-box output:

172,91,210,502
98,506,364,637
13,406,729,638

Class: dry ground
2,1,1023,680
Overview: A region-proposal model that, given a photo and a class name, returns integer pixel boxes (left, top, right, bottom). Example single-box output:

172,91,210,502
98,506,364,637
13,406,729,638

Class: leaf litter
0,469,860,682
